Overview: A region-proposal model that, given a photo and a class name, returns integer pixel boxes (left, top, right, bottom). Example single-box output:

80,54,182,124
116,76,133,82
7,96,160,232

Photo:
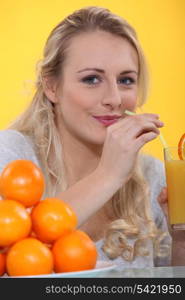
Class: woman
0,6,184,268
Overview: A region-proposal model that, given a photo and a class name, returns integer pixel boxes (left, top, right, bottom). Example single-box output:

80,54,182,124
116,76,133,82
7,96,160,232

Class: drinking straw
124,110,172,159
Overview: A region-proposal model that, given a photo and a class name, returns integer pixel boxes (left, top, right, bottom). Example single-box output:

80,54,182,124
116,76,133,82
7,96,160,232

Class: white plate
9,261,116,278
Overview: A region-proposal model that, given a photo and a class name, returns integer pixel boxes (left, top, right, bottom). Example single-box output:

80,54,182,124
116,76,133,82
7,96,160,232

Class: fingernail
162,188,166,197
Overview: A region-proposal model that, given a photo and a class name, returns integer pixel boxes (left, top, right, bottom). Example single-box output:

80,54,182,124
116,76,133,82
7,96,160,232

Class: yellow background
1,0,185,160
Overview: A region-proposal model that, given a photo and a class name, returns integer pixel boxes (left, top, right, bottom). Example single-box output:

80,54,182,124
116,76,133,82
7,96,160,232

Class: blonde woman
0,6,184,268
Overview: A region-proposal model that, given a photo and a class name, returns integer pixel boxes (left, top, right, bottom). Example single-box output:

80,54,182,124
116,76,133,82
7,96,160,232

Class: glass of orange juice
164,147,185,230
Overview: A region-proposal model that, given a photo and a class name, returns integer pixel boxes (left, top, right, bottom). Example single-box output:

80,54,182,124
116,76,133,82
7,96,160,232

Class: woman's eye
118,77,135,85
81,75,101,85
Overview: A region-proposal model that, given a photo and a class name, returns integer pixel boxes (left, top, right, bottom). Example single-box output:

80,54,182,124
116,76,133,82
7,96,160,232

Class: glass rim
164,146,183,150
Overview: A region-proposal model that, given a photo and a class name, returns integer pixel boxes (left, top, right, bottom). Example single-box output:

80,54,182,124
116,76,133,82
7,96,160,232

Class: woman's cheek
123,95,137,110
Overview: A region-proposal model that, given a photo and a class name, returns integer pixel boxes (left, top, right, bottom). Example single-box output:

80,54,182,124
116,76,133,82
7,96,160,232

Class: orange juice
165,160,185,225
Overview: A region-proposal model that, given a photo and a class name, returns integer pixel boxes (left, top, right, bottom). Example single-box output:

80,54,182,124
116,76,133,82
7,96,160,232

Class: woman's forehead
63,30,138,72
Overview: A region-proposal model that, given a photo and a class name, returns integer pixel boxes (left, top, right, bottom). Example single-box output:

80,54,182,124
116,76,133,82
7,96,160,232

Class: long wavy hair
8,6,166,261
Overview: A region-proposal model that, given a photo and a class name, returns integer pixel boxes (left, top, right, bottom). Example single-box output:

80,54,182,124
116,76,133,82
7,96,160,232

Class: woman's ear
42,76,59,104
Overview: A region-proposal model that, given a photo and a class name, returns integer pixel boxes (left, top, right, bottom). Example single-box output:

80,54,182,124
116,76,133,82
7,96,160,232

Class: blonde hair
8,6,166,261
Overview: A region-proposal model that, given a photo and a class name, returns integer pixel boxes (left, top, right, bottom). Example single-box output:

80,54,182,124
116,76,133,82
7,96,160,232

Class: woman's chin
90,135,106,146
82,134,105,147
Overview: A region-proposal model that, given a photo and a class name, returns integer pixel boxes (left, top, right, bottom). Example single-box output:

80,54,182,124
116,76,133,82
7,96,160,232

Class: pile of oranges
0,160,97,277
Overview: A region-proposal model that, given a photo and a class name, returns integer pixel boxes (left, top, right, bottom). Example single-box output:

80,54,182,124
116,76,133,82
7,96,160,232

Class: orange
6,237,54,276
0,159,45,207
0,253,6,276
178,133,185,160
31,198,77,243
0,199,31,247
52,230,97,273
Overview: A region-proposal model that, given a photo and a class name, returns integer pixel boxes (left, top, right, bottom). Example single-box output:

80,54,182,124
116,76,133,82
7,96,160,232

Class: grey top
0,129,171,268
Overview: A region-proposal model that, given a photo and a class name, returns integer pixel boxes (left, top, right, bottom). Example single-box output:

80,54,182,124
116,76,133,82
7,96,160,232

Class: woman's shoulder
0,129,29,144
0,129,35,154
0,129,40,170
139,153,164,171
139,153,165,186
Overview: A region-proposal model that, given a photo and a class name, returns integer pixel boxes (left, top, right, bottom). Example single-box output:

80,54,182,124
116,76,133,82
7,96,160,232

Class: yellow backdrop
1,0,185,160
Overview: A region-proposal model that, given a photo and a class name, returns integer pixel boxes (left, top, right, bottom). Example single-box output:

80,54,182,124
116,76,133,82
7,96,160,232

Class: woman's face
54,30,139,146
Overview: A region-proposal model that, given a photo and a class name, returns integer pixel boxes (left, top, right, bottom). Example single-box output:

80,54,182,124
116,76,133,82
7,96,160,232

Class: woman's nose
101,84,122,108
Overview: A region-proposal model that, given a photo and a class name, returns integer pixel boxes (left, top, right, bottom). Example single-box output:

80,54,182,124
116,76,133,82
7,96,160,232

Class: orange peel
178,133,185,160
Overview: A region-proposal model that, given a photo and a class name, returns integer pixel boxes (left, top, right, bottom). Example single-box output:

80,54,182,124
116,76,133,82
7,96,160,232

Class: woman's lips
93,116,121,127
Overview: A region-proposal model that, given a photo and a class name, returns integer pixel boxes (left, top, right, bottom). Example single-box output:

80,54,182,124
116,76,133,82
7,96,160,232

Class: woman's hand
97,113,164,188
157,187,173,234
158,187,185,238
157,187,169,221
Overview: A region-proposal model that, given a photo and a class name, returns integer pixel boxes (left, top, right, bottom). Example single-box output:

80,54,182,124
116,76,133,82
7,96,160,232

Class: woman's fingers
99,113,164,188
112,113,162,131
136,122,160,137
123,111,160,120
113,114,163,135
108,113,164,152
157,187,169,220
158,187,168,203
136,131,159,149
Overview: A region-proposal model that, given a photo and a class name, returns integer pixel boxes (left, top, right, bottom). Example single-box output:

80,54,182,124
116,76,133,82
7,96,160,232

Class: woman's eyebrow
77,68,104,73
120,70,138,75
77,68,138,75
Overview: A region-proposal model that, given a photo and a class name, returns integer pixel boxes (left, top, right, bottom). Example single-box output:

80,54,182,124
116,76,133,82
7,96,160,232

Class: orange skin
0,200,31,247
0,159,45,207
31,198,77,244
52,229,97,273
178,133,185,160
6,238,54,276
0,253,6,276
